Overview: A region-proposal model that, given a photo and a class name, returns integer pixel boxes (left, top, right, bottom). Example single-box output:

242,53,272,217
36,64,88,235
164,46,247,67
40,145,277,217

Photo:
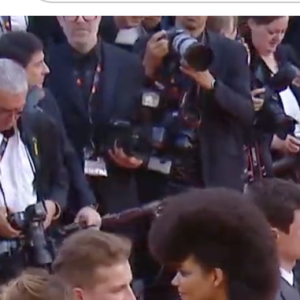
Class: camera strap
75,62,102,155
0,136,11,214
245,143,267,183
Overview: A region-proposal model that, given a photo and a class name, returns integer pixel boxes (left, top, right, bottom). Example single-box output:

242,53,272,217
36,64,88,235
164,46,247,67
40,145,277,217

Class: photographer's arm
181,42,254,127
208,43,254,126
43,90,101,227
108,53,146,170
134,31,169,79
44,90,97,209
44,121,69,215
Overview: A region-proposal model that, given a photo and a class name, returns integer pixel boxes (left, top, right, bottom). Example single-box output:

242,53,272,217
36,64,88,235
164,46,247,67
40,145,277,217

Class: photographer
135,16,254,192
0,59,68,283
46,16,145,214
245,16,300,179
0,59,67,238
0,31,101,227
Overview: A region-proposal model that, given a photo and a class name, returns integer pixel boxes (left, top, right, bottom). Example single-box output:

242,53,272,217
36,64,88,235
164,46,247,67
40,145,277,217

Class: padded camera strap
245,142,267,183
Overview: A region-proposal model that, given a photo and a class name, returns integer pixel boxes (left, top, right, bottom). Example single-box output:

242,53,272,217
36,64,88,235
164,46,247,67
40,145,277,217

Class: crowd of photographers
1,15,300,300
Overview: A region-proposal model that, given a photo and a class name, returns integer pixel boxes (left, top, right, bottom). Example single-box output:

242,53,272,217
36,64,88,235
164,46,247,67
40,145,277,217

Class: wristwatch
211,78,216,90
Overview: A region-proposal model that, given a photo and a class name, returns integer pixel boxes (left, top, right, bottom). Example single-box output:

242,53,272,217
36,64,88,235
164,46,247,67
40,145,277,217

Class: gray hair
0,59,28,94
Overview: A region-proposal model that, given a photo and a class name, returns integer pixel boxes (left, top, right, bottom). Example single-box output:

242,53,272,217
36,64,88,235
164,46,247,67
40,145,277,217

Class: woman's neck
260,53,278,73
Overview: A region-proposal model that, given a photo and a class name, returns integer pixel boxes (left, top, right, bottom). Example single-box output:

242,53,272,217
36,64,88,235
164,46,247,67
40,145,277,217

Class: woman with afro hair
148,188,279,300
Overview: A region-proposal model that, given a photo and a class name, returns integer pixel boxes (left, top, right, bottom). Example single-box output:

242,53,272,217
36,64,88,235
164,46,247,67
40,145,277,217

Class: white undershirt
280,87,300,137
115,26,145,45
0,130,36,212
280,267,294,286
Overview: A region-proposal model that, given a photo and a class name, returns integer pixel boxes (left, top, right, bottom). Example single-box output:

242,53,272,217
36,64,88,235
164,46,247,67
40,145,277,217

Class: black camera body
0,202,87,282
106,111,199,179
0,202,52,271
253,62,297,135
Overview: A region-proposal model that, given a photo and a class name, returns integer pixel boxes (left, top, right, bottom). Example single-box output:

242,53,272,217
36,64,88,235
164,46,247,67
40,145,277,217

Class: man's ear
73,288,85,300
211,268,225,288
271,227,279,240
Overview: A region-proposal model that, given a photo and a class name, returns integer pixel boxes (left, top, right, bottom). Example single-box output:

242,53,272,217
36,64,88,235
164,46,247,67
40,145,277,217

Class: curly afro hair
148,188,279,300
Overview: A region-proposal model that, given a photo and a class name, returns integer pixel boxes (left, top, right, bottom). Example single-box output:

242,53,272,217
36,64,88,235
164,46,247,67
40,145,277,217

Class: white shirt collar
280,267,294,286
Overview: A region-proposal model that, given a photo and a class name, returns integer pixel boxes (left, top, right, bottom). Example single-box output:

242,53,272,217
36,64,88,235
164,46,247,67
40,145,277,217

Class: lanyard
76,63,102,154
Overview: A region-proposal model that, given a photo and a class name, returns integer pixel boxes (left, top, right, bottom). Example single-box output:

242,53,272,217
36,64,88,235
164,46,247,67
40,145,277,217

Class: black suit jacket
19,109,68,210
32,88,97,214
45,41,145,213
276,277,300,300
134,30,254,191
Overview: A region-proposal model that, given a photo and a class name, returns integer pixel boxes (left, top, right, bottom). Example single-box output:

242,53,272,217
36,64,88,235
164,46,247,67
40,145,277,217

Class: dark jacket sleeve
210,41,254,127
41,90,97,210
40,113,69,210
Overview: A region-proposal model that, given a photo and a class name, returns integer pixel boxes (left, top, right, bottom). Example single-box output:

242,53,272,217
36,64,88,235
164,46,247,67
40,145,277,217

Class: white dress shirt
115,26,145,45
0,130,36,212
280,87,300,137
280,267,294,286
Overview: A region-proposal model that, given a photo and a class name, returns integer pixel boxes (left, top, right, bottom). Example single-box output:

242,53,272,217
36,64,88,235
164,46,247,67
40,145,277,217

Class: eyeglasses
0,106,23,118
63,16,97,22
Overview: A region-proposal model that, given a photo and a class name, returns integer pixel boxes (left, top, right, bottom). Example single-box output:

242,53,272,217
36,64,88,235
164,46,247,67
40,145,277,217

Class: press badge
84,157,108,177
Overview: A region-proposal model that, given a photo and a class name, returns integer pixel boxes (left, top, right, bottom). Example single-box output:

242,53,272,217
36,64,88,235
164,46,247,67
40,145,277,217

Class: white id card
84,157,108,177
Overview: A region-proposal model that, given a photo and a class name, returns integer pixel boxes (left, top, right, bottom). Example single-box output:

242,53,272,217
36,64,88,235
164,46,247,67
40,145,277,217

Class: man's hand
75,207,101,228
180,66,215,90
272,134,300,153
143,30,169,78
251,88,265,111
108,142,143,169
0,207,20,238
43,200,57,229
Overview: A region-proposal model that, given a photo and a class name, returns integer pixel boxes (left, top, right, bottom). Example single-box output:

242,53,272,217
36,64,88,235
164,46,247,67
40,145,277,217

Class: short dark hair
52,229,132,288
248,16,284,25
246,178,300,233
0,31,43,68
148,188,279,300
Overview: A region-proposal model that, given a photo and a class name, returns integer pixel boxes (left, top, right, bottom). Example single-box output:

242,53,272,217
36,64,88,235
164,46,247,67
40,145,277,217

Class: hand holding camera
43,200,58,229
143,30,169,78
180,66,215,90
0,207,20,238
272,134,300,154
251,88,265,111
108,141,143,169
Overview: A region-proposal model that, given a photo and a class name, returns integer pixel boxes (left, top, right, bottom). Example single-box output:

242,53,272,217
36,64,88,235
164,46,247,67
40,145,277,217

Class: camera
165,29,213,72
1,202,53,267
253,62,297,135
0,201,87,281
